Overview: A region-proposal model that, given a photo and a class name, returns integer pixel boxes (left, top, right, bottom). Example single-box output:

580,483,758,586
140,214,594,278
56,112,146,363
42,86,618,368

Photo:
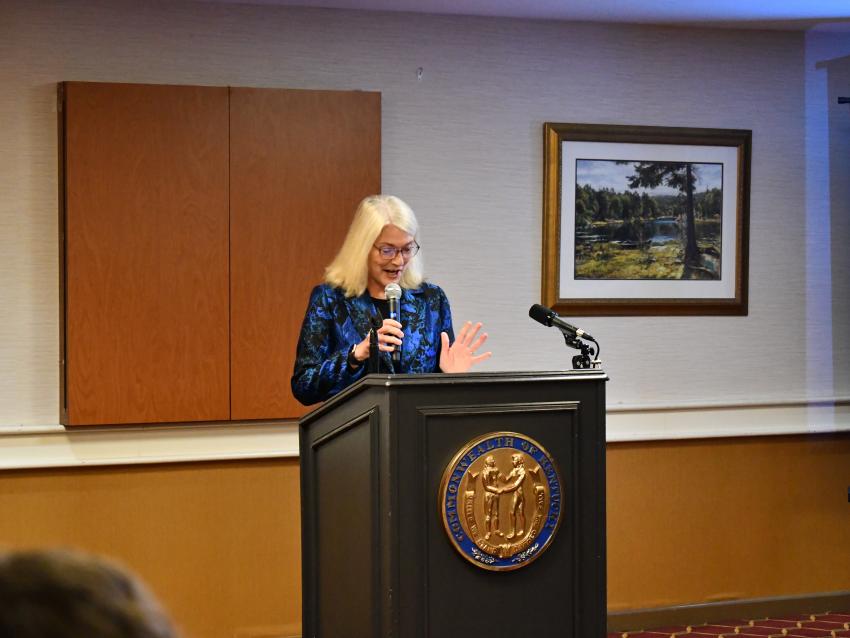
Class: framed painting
542,123,751,315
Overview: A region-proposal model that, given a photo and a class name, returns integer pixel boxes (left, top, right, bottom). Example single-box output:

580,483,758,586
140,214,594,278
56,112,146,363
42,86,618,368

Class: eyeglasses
374,241,420,261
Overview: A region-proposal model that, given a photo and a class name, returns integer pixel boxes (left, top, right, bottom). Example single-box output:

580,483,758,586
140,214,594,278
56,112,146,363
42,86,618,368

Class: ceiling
201,0,850,30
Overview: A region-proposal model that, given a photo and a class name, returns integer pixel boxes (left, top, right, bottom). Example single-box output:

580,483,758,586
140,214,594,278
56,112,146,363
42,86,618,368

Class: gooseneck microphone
528,304,595,342
385,283,402,363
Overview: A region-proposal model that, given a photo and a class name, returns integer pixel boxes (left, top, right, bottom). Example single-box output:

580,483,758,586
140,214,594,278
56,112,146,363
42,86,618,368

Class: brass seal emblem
438,432,563,571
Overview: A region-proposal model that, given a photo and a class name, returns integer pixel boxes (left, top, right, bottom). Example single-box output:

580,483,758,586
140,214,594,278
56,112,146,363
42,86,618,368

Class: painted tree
594,188,610,221
640,192,658,218
624,162,700,267
609,196,623,220
575,198,591,229
697,187,722,219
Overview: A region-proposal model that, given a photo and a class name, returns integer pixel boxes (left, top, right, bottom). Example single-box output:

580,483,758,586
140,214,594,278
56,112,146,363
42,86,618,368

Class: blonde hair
325,195,425,297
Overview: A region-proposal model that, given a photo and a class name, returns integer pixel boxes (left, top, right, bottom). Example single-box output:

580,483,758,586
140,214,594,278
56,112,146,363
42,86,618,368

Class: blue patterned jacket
291,282,454,405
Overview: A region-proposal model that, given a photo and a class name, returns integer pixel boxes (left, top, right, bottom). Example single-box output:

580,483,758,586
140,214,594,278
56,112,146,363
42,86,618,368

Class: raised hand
439,321,492,373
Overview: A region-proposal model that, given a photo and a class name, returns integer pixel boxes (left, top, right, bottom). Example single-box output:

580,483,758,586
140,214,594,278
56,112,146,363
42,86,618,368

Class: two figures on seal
481,454,527,541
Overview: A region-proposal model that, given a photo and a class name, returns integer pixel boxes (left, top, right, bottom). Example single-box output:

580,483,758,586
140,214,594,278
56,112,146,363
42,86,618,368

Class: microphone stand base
562,332,600,370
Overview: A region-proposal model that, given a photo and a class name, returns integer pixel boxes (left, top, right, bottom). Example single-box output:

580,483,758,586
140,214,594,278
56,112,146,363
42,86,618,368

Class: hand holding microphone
351,283,404,366
372,319,403,356
352,321,402,363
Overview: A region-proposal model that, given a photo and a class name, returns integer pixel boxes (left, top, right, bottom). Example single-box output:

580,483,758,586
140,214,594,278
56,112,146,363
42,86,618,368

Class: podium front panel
300,371,607,638
416,401,579,636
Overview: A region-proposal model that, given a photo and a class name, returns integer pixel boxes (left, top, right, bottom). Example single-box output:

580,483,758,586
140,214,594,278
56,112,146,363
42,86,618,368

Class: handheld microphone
385,283,402,363
528,304,595,341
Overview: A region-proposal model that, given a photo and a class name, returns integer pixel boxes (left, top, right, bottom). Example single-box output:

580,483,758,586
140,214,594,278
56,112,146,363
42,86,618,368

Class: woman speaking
291,195,491,405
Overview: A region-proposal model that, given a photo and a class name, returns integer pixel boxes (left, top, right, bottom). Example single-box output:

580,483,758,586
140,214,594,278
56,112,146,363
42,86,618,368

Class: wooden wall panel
0,459,302,638
63,82,230,425
229,88,381,420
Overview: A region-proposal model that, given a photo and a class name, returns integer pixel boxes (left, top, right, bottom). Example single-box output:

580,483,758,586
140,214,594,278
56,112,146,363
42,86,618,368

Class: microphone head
529,303,555,327
384,283,402,300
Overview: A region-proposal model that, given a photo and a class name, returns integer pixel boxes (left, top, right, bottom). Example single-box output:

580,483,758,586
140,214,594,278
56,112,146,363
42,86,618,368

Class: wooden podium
299,370,607,638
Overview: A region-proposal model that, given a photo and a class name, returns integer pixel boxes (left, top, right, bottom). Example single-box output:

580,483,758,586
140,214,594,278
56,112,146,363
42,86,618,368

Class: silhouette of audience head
0,548,177,638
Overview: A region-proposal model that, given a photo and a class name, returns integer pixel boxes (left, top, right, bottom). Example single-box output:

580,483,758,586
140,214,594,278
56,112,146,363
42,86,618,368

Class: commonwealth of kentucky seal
439,432,563,571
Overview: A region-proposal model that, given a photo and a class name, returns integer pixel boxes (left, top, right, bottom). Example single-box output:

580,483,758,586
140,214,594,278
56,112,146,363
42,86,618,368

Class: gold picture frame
542,123,751,316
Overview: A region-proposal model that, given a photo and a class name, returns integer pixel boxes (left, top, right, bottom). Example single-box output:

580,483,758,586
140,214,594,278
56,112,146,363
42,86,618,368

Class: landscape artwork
574,159,723,281
542,123,751,315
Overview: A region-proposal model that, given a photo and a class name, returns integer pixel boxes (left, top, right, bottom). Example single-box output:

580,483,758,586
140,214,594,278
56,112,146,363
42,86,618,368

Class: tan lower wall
607,432,850,610
0,458,302,638
1,433,848,636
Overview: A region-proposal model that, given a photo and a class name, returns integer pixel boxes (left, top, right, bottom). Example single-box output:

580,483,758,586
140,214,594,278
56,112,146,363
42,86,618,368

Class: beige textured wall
2,0,847,428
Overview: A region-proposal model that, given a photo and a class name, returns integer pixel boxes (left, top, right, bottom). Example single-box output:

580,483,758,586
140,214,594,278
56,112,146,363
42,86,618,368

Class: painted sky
576,159,723,196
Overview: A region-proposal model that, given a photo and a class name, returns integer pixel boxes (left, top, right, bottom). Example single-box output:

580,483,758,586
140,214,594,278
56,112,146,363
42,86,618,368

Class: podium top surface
299,369,607,426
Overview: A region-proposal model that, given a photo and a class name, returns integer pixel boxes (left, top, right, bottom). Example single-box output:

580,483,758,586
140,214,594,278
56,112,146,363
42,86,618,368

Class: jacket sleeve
291,286,366,405
434,285,455,372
